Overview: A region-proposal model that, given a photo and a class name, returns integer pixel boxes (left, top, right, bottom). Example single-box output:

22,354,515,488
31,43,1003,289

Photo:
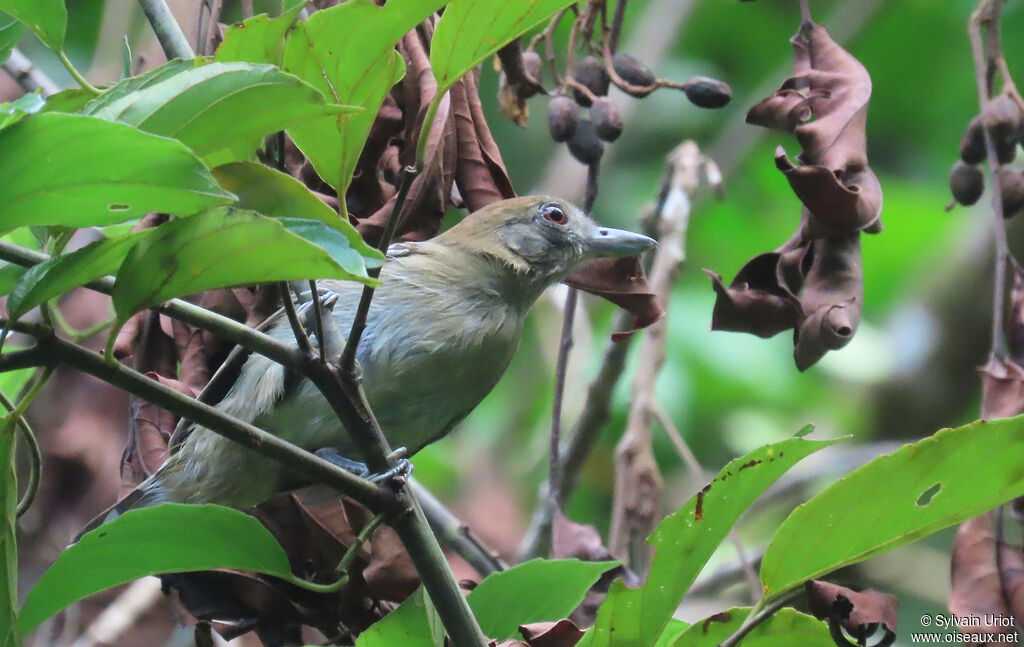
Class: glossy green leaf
761,416,1024,599
19,504,295,634
80,59,197,114
467,559,616,640
87,62,358,161
431,0,574,93
580,436,840,647
0,91,43,131
0,0,64,49
111,208,378,322
653,620,690,647
40,87,94,114
0,113,234,228
278,218,383,275
214,7,303,65
281,0,446,193
0,12,25,65
0,347,32,400
6,232,143,318
671,608,832,647
356,587,445,647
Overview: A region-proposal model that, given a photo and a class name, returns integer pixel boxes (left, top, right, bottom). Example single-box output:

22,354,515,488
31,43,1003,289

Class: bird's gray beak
585,226,657,258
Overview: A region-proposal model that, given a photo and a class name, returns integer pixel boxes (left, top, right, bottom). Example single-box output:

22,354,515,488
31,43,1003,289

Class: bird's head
435,195,656,283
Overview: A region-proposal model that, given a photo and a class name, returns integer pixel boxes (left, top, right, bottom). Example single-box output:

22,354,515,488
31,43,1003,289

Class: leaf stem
57,50,100,95
415,95,443,171
1,367,51,518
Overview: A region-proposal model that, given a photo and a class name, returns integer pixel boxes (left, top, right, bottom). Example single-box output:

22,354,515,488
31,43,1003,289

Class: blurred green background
15,0,1024,641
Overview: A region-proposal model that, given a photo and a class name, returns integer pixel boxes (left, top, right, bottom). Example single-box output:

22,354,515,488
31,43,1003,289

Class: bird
100,195,655,515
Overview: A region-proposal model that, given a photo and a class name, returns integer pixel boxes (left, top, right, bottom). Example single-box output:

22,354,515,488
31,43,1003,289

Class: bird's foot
314,447,370,478
314,446,413,489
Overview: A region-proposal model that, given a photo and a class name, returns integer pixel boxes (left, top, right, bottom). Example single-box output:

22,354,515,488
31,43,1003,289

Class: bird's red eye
541,204,568,225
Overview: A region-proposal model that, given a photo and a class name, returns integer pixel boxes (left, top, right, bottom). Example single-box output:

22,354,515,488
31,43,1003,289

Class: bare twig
280,282,314,356
70,578,163,647
309,279,327,365
136,0,195,60
546,287,578,551
608,141,710,571
2,48,61,97
718,589,803,647
203,0,224,58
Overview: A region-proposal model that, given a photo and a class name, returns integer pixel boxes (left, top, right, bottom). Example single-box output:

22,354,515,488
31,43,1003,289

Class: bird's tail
74,474,170,542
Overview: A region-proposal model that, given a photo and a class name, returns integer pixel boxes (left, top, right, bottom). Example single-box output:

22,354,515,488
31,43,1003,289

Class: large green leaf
356,587,445,647
87,62,358,162
0,12,25,65
0,424,17,646
0,113,234,228
19,504,295,634
0,263,25,297
670,608,832,647
6,232,144,319
110,208,379,323
80,59,198,115
467,559,616,640
430,0,574,93
281,0,446,193
214,7,304,65
0,0,64,49
579,436,840,647
761,416,1024,599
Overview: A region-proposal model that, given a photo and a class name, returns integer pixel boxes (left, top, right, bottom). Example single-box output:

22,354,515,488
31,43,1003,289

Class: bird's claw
314,446,412,488
370,457,413,489
314,447,370,478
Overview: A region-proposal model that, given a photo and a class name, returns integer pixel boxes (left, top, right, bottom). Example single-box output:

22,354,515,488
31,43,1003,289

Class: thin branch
969,0,1014,360
339,166,419,374
546,287,578,551
309,280,327,365
280,282,314,356
608,0,628,53
203,0,224,57
0,368,50,518
2,48,61,97
136,0,195,60
410,479,508,576
718,590,803,647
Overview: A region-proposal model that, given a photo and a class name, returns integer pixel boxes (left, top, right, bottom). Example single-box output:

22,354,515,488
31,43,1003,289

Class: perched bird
106,196,655,513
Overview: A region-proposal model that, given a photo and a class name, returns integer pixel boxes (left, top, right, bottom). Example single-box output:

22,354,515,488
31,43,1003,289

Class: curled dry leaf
805,580,898,640
950,512,1024,639
518,619,586,647
705,252,803,339
980,356,1024,420
793,233,863,372
747,21,882,238
564,256,665,342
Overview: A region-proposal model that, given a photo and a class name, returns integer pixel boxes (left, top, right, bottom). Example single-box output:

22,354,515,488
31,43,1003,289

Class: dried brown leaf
705,253,803,339
565,257,665,341
793,233,863,371
980,357,1024,420
518,619,585,647
950,512,1024,637
805,580,898,636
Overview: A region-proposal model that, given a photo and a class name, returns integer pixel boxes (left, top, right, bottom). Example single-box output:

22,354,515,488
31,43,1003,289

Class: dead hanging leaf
747,21,882,238
793,232,863,372
705,253,803,339
980,356,1024,420
495,40,545,128
805,580,898,641
950,513,1024,639
564,256,665,341
518,619,586,647
453,73,514,211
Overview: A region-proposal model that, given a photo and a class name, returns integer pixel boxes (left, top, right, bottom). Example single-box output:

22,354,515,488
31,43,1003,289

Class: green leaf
0,113,235,228
761,416,1024,599
356,587,445,647
653,620,690,647
0,347,32,400
40,87,94,114
87,62,358,163
19,504,295,634
214,7,304,66
467,558,616,640
80,59,198,114
111,208,379,322
0,427,18,646
0,12,25,65
0,263,25,297
430,0,574,93
278,218,383,275
281,0,446,193
580,436,840,647
6,232,144,319
0,91,44,131
0,0,64,49
670,608,833,647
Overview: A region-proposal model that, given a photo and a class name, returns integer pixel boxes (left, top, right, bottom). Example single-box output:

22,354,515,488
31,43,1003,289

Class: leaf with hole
0,0,64,49
0,113,234,228
431,0,575,94
18,504,296,635
580,435,839,647
87,62,358,163
6,232,144,319
761,416,1024,600
281,0,446,194
110,208,379,324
